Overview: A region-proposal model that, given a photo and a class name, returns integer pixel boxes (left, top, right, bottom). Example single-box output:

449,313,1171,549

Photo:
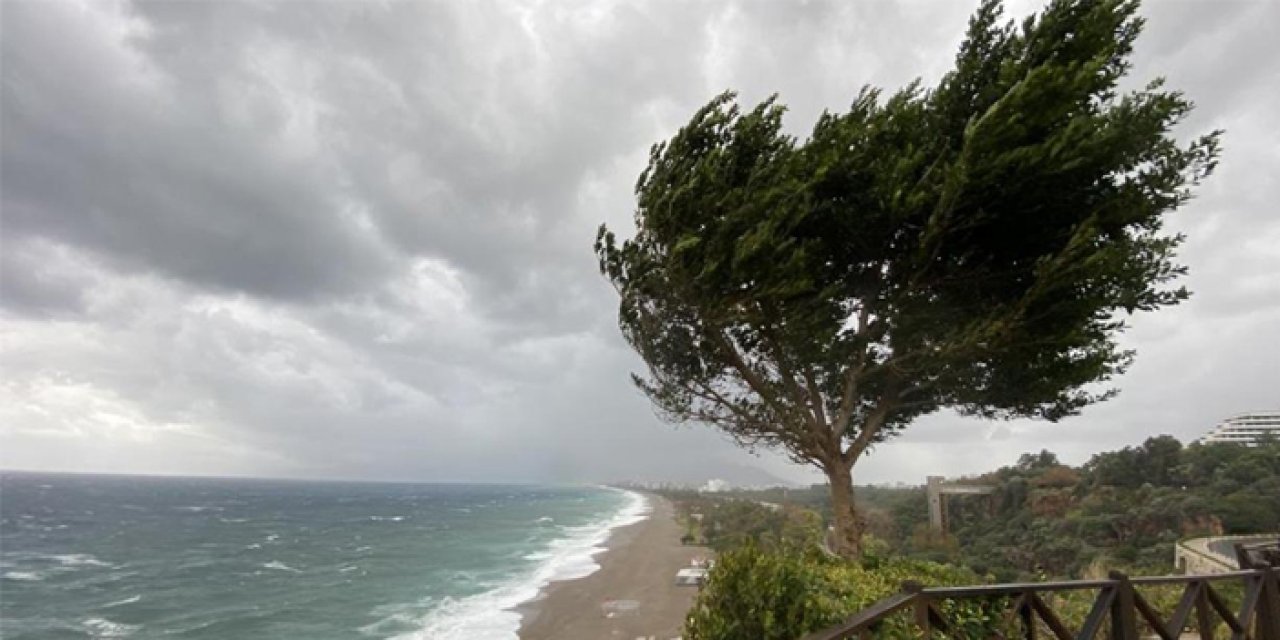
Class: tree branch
802,368,828,427
754,304,827,434
842,374,901,465
706,325,840,462
833,302,873,438
684,379,825,466
706,326,803,426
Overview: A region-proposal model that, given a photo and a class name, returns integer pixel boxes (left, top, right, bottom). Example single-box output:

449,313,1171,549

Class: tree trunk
825,462,862,559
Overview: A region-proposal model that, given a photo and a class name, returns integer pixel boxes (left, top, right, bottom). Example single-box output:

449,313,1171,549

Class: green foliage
848,437,1280,579
1080,436,1280,537
710,437,1279,581
684,545,848,640
661,491,825,552
595,0,1221,557
675,438,1274,639
685,545,991,640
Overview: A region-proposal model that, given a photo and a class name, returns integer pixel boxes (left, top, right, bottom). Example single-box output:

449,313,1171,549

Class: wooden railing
800,567,1280,639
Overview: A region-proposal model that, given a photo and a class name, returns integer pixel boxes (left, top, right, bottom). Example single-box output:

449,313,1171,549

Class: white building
1201,410,1280,446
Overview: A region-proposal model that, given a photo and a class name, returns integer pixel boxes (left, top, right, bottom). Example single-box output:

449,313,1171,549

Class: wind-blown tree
595,0,1220,558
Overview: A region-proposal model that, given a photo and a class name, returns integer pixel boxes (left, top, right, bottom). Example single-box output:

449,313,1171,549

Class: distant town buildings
1201,410,1280,446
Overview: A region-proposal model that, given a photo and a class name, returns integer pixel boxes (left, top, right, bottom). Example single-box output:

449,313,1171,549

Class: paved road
1206,536,1276,564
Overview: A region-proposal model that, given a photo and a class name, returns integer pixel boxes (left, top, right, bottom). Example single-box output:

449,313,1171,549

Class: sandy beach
518,495,709,640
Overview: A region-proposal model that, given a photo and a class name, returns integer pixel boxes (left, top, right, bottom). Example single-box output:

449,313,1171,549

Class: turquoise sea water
0,472,647,639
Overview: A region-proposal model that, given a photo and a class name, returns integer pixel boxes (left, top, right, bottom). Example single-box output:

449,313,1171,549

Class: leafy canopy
596,0,1220,469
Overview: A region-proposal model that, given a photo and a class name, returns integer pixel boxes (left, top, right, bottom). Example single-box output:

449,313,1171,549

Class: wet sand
517,495,709,640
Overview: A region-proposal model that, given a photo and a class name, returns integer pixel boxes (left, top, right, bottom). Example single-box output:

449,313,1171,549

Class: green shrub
684,545,1252,640
684,545,995,640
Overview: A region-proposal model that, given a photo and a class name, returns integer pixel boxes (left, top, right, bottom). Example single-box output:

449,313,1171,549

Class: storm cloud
2,0,1277,485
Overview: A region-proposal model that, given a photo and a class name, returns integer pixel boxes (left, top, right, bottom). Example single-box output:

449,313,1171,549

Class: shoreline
517,494,710,640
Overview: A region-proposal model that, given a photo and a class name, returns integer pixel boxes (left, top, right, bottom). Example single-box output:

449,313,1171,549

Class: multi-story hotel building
1201,410,1280,446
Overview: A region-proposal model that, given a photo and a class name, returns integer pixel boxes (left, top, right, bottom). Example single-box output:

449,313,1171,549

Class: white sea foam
370,515,407,522
262,561,302,573
101,595,142,608
389,488,650,640
175,505,221,513
82,617,140,637
50,554,113,568
4,570,44,581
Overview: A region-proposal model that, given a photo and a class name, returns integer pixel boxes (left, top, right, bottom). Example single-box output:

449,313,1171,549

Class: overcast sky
2,0,1276,487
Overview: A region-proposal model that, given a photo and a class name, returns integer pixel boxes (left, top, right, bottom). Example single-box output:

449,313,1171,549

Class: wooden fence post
1109,571,1139,640
1019,592,1037,640
1257,568,1280,640
902,580,929,637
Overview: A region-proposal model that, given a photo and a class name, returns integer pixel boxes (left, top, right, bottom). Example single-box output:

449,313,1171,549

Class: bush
684,545,995,640
684,546,1251,640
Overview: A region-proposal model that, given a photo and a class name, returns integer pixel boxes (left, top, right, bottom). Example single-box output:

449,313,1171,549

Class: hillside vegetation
906,436,1280,579
674,436,1278,580
667,437,1277,639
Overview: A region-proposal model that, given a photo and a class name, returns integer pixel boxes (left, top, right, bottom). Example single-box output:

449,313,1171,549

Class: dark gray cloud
2,0,1277,485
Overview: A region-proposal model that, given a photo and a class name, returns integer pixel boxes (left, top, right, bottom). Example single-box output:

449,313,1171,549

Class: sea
0,472,648,639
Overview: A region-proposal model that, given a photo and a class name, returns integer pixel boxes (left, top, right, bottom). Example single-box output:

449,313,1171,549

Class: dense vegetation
668,437,1273,639
674,437,1278,580
684,546,994,640
879,436,1280,579
659,489,825,552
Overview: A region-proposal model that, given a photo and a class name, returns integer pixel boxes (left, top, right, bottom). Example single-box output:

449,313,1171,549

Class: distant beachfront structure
1201,410,1280,446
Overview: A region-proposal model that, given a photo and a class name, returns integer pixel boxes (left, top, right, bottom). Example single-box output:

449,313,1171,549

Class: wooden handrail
801,592,918,640
799,567,1280,640
922,579,1115,597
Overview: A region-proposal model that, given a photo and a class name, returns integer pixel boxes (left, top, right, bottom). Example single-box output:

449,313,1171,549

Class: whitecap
359,610,420,637
50,553,113,568
101,595,142,608
262,561,302,573
4,570,43,581
386,489,649,640
536,516,554,523
83,617,140,637
369,515,406,522
175,505,221,513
